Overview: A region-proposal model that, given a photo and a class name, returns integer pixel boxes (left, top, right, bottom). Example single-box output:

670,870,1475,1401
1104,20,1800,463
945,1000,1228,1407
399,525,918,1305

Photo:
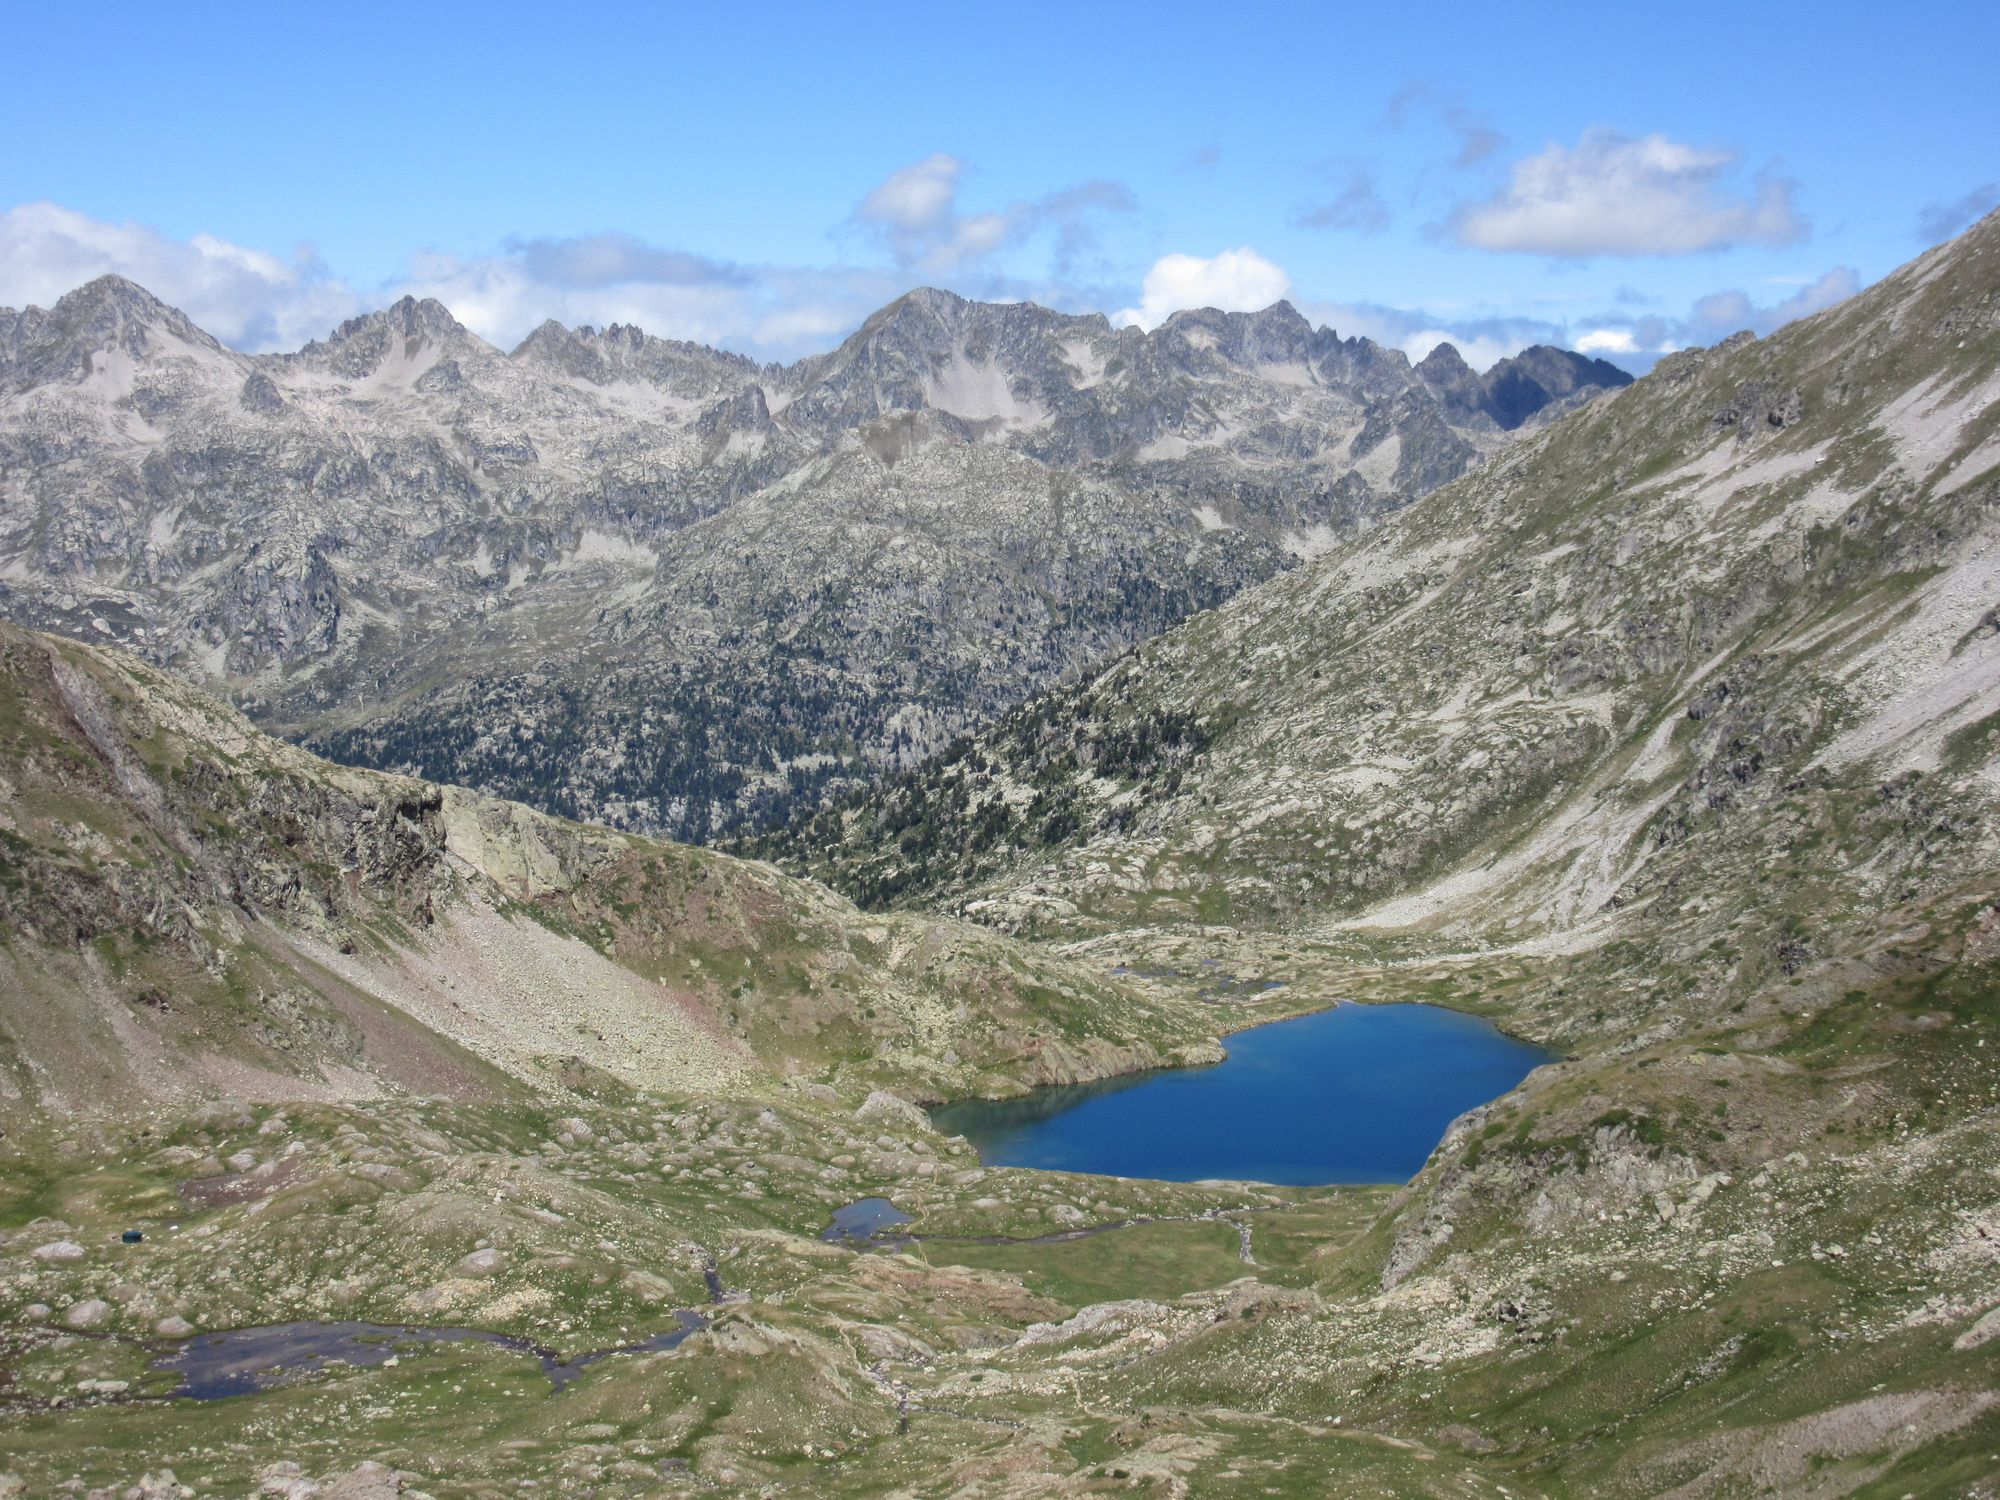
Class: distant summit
0,275,1631,843
1416,339,1636,431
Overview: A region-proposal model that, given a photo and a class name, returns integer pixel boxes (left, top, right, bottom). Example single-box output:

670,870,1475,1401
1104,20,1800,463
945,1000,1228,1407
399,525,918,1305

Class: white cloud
397,247,903,359
0,201,907,362
1686,265,1859,336
851,154,1132,277
1454,129,1805,257
1113,248,1292,329
0,200,363,351
1297,298,1567,373
859,153,963,234
1916,183,1999,244
1574,327,1639,355
1551,264,1862,373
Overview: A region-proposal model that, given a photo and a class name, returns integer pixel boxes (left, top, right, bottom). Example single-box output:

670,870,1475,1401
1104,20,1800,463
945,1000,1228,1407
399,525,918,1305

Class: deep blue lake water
929,1002,1555,1186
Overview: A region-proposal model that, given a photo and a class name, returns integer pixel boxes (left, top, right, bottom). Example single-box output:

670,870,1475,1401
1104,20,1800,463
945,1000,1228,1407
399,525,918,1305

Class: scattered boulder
855,1091,933,1134
1017,1299,1173,1348
257,1463,315,1498
257,1461,413,1499
64,1298,111,1329
156,1315,197,1338
457,1247,505,1276
114,1473,194,1500
321,1461,411,1499
1437,1422,1500,1455
1712,381,1803,435
621,1269,676,1303
31,1239,86,1261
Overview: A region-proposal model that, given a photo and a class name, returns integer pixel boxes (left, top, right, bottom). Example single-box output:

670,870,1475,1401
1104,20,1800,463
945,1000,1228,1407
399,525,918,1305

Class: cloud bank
1113,248,1292,329
0,144,1863,377
0,201,358,352
850,153,1132,278
1454,129,1805,257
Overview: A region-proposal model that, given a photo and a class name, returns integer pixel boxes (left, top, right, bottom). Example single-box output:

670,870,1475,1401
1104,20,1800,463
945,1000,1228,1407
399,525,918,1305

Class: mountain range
3,208,1996,1496
0,277,1625,840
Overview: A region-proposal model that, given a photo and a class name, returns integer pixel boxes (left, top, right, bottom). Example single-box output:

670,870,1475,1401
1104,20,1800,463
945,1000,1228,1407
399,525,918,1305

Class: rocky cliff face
0,279,1625,841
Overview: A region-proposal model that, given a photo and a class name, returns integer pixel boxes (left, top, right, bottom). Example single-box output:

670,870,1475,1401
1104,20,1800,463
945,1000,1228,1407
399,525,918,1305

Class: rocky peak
509,318,604,380
1414,341,1486,423
1158,300,1315,369
292,295,488,380
1414,340,1476,383
511,316,757,396
892,285,973,320
0,274,226,388
1480,345,1633,428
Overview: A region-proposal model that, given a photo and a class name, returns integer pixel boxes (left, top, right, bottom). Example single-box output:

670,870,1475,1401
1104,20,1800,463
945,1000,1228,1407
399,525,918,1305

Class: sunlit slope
0,622,1215,1128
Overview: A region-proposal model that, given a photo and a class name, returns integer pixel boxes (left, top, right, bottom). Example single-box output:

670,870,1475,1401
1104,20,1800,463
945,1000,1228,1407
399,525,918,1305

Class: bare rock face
256,1461,415,1499
0,278,1626,844
456,1247,505,1276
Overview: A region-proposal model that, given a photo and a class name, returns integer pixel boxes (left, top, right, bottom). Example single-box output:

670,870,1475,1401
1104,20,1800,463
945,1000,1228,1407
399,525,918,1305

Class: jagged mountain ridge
0,276,1627,841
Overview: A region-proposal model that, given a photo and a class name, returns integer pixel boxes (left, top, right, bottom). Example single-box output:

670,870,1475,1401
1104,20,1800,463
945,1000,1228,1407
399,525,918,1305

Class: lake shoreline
929,1002,1558,1187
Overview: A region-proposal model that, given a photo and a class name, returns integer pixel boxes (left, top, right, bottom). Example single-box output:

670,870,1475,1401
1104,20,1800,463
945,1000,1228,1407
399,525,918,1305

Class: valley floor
4,959,1996,1499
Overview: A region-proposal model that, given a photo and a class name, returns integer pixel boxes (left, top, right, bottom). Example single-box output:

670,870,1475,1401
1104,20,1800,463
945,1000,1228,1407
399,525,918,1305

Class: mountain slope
0,279,1625,841
0,622,1218,1130
1,202,1997,1492
766,212,2000,977
724,207,2000,1498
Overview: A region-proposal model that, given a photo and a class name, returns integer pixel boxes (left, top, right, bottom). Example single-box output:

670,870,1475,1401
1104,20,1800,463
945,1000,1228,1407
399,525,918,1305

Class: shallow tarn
155,1313,707,1398
821,1196,913,1243
930,1001,1555,1185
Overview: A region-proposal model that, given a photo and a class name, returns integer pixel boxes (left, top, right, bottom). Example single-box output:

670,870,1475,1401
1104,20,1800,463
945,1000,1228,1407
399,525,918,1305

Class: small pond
155,1311,706,1399
821,1197,913,1243
929,1002,1555,1186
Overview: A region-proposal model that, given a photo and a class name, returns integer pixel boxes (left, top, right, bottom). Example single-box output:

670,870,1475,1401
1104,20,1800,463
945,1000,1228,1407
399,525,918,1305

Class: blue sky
2,0,1993,370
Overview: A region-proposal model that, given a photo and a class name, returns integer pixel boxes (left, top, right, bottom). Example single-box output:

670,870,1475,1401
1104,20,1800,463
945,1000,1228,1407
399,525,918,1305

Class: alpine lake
930,1002,1556,1186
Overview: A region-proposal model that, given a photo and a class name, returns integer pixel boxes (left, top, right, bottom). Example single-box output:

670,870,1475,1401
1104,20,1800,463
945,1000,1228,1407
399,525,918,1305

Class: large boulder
854,1091,934,1134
